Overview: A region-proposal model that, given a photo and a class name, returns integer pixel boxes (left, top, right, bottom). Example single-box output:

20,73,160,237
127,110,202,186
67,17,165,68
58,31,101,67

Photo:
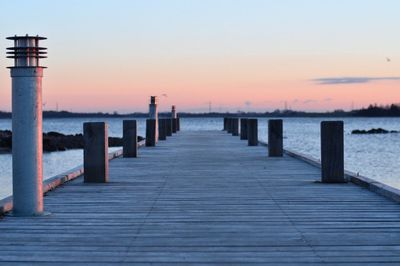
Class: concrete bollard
159,119,167,141
123,120,138,158
247,119,258,146
166,118,172,137
146,119,157,146
223,117,228,131
268,119,283,157
231,118,239,136
240,118,248,140
8,35,47,216
84,122,109,183
321,121,346,183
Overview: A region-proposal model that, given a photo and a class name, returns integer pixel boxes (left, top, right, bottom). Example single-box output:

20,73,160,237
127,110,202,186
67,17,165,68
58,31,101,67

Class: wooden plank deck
0,130,400,265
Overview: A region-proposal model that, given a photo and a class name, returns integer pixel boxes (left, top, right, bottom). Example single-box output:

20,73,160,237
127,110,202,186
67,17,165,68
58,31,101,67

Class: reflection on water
0,117,399,199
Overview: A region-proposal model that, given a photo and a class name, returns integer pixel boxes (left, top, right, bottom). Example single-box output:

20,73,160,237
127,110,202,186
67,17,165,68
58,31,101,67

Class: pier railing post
84,122,109,183
240,118,248,140
8,35,47,216
159,119,167,141
223,117,228,131
231,118,239,136
146,119,157,146
123,120,138,158
321,121,346,183
247,119,258,146
268,119,283,157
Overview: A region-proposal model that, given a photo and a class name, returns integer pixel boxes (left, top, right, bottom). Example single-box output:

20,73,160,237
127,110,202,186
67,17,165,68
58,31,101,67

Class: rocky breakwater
0,130,144,153
351,128,399,134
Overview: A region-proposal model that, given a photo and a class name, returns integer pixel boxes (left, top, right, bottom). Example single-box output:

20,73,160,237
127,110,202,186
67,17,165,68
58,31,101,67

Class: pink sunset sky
0,0,399,113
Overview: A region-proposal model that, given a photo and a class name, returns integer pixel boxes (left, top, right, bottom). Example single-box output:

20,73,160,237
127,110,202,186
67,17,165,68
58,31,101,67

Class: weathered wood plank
0,130,399,264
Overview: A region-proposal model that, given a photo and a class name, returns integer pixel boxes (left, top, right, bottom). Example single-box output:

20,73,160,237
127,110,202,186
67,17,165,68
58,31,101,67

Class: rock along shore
0,130,144,153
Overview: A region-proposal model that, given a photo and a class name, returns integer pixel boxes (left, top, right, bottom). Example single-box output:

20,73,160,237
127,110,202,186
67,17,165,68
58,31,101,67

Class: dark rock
0,130,143,153
351,128,398,134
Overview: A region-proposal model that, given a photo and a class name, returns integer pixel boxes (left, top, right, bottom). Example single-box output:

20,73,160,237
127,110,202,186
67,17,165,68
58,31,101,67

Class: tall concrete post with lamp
7,35,47,216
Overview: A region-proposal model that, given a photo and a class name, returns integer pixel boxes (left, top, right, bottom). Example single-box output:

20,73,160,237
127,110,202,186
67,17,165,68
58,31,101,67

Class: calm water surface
0,117,399,199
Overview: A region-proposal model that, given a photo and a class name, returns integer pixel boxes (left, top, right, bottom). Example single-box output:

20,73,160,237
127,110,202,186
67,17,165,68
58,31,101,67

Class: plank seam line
122,148,170,262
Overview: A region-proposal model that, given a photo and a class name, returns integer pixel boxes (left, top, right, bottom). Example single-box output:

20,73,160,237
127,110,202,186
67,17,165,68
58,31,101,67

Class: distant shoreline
0,104,399,118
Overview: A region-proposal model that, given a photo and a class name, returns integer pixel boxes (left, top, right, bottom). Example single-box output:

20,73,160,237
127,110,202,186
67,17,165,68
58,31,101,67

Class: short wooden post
146,119,156,147
123,120,137,157
166,118,172,137
231,118,239,136
268,119,283,157
84,122,108,183
240,118,248,140
223,117,228,131
172,118,178,133
247,119,258,146
159,119,167,141
227,118,232,134
321,121,345,183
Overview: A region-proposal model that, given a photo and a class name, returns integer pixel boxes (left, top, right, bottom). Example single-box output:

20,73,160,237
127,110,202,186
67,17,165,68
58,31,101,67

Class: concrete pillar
8,35,47,216
146,119,157,146
159,119,167,141
231,118,239,136
166,118,172,137
268,119,283,157
240,118,248,140
84,122,109,183
149,96,158,142
321,121,346,183
123,120,137,158
247,119,258,146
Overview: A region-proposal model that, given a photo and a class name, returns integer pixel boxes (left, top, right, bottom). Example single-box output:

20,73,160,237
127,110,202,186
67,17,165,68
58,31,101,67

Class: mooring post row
240,118,248,140
123,120,138,158
247,119,258,146
321,121,346,183
83,122,109,183
268,119,283,157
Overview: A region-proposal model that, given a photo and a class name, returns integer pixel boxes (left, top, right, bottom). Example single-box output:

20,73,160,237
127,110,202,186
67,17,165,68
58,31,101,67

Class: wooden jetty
0,130,400,265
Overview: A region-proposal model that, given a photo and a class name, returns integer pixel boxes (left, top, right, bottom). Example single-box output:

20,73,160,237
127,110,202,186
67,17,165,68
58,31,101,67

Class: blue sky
1,0,399,112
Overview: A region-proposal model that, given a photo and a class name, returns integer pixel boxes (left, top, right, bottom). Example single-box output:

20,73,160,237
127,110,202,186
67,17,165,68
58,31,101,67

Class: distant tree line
0,104,399,118
352,104,400,117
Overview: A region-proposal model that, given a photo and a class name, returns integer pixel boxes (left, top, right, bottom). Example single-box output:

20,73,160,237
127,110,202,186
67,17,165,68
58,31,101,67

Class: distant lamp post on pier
146,96,158,146
6,35,47,216
171,105,178,133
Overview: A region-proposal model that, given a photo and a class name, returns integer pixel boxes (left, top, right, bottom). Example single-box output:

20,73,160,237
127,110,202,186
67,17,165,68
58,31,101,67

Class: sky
0,0,399,113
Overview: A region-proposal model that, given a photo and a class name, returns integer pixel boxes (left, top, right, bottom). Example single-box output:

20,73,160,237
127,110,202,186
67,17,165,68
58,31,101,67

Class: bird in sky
161,93,168,97
386,57,391,62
